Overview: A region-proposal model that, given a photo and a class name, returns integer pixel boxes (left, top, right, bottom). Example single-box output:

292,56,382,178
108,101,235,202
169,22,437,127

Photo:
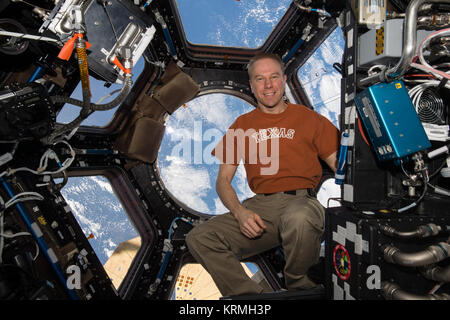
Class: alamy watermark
66,264,81,290
168,120,287,175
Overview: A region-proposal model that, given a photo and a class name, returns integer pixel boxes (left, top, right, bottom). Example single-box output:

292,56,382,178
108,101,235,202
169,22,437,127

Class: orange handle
57,33,91,61
112,56,131,74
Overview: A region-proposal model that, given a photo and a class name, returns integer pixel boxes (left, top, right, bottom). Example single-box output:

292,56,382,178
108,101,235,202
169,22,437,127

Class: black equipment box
324,206,450,300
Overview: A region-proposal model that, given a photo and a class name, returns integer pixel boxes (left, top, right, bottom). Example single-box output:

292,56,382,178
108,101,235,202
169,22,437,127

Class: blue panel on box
354,80,431,161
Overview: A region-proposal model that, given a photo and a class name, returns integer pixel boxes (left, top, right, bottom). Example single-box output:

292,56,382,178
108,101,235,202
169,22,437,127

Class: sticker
333,244,351,281
395,82,402,89
375,26,384,56
37,215,47,226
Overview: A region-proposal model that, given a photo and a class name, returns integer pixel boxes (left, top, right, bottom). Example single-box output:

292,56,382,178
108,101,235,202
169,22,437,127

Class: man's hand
234,207,267,239
216,163,266,238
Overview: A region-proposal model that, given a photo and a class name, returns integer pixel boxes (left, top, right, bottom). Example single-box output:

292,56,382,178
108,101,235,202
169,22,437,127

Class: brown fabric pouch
151,61,199,114
114,61,199,163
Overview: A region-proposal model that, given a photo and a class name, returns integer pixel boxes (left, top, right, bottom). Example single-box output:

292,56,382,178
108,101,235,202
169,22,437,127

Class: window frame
174,0,293,49
60,166,156,298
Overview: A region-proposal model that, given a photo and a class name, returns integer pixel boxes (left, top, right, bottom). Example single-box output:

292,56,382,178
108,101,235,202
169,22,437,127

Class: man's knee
284,200,324,232
185,223,221,254
185,226,202,252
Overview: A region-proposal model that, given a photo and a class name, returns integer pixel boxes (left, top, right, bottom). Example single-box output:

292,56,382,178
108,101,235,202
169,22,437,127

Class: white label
47,248,58,263
100,47,109,56
347,28,353,49
31,222,43,238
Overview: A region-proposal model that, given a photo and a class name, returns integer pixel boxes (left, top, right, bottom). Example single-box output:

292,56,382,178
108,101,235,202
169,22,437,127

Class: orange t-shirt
212,103,339,194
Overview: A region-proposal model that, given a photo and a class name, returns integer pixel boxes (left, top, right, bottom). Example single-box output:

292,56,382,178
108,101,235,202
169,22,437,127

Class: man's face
249,57,286,110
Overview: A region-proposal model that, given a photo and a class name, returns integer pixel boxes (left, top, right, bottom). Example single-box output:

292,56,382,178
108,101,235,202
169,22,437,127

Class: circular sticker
333,244,351,281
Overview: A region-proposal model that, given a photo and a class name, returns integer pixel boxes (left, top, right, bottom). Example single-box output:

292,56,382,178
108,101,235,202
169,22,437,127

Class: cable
293,1,332,17
0,30,61,45
147,238,173,296
10,0,52,13
359,1,450,86
147,217,193,296
0,197,4,264
96,89,121,104
0,231,39,261
429,158,447,180
0,191,43,264
335,132,349,185
410,62,450,81
7,140,75,177
327,197,342,208
357,117,371,146
0,179,78,299
427,183,450,197
45,74,133,144
396,167,429,213
416,28,450,80
367,65,387,77
168,217,193,240
0,231,31,238
397,182,428,213
4,192,44,209
98,0,119,41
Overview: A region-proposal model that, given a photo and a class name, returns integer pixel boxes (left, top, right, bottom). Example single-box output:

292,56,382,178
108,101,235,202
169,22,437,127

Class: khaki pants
185,189,325,297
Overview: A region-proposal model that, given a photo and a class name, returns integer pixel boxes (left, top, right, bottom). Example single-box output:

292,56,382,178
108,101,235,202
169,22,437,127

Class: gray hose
42,74,132,144
50,74,132,111
421,264,450,282
382,281,450,300
379,223,441,239
359,0,449,86
383,242,450,267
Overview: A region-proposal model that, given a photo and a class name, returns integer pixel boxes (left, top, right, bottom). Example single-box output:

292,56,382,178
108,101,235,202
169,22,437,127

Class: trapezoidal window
171,262,265,300
57,58,145,128
158,93,255,215
175,0,292,48
59,175,140,289
297,26,345,129
297,26,345,208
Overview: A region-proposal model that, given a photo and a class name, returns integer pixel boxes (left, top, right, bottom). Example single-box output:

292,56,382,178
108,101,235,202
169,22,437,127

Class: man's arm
216,163,266,239
216,163,243,214
324,150,338,173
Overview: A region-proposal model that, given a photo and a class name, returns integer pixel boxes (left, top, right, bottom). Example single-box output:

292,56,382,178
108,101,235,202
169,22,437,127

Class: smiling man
186,53,339,297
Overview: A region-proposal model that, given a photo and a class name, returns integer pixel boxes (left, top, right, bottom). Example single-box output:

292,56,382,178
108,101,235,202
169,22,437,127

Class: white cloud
209,164,256,215
318,73,341,105
159,93,259,215
164,95,235,148
106,238,116,248
90,176,113,194
104,248,114,259
166,126,195,142
189,94,235,130
320,42,343,66
66,199,103,236
203,0,290,48
213,197,227,215
243,0,282,26
234,164,255,201
159,156,211,213
239,0,289,47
